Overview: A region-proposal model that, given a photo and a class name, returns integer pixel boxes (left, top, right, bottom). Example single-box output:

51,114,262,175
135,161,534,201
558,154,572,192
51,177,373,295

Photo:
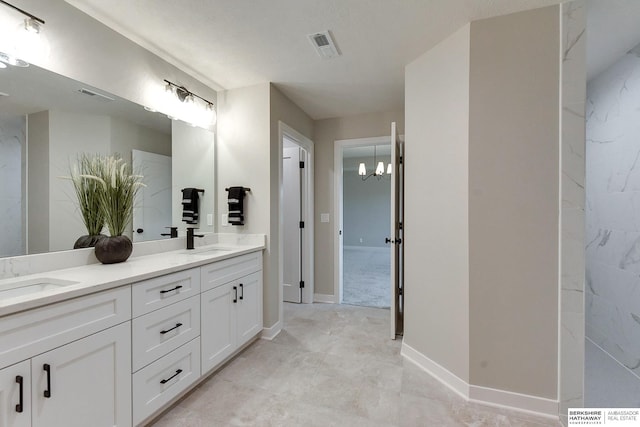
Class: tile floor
150,303,561,426
343,246,390,308
584,338,640,408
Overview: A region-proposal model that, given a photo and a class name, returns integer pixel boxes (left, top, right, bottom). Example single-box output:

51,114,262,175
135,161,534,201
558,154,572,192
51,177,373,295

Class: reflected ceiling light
358,145,392,181
0,1,48,67
163,79,216,127
0,61,6,69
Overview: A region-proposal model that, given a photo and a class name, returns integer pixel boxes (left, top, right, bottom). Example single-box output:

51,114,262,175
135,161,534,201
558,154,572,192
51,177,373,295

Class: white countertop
0,241,265,318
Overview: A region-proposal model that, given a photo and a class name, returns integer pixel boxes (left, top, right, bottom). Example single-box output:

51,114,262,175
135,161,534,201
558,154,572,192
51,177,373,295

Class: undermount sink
181,247,233,256
0,278,79,299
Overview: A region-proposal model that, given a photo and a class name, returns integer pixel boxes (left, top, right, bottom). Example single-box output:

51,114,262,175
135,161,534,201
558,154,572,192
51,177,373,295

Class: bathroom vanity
0,238,264,427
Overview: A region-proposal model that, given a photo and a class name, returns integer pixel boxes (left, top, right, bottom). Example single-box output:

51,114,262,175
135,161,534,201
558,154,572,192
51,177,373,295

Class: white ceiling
63,1,640,120
65,0,568,120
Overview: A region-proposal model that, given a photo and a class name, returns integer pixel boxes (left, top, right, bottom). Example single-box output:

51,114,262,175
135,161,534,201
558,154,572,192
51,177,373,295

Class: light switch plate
207,213,213,226
222,213,229,226
320,213,330,223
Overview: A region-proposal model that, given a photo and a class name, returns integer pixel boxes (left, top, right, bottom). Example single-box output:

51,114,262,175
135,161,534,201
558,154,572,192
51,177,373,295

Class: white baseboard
261,320,282,341
313,293,337,303
401,342,469,399
401,342,559,419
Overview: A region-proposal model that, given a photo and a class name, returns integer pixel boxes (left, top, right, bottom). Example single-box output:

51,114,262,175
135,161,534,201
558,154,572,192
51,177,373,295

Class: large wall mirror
0,63,215,258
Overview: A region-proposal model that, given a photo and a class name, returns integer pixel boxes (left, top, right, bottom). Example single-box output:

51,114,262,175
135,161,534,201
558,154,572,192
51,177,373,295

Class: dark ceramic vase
94,235,133,264
74,234,107,249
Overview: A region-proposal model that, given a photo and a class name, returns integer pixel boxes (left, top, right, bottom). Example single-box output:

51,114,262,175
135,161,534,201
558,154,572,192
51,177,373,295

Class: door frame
333,135,390,303
278,121,314,310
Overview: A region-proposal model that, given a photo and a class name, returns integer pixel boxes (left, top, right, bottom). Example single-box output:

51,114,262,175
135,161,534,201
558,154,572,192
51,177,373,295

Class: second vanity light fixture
0,0,49,67
163,79,217,127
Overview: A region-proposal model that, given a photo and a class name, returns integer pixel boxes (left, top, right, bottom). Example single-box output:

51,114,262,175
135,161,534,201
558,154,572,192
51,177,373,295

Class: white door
389,122,403,339
283,146,302,303
201,284,235,374
31,323,131,427
0,360,31,427
132,150,172,242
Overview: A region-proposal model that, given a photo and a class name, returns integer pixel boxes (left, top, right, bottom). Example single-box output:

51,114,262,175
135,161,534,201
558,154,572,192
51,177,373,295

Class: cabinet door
0,360,31,427
235,271,263,347
201,284,235,374
31,322,132,427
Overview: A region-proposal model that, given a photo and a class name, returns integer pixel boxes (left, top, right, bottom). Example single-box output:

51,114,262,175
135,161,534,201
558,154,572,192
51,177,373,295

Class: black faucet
161,226,178,238
186,227,204,250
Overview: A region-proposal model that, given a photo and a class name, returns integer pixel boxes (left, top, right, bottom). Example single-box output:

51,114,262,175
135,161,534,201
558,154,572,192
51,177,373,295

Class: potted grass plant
82,154,145,264
67,153,107,249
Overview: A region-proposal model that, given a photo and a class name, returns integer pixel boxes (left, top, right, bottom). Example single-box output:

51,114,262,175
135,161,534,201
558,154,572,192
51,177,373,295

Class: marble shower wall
586,43,640,379
0,115,25,257
560,1,586,423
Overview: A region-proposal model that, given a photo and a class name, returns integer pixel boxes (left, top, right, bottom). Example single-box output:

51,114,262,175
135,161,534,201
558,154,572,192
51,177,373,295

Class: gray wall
586,42,640,377
468,6,560,398
343,155,391,248
404,4,562,401
405,23,471,383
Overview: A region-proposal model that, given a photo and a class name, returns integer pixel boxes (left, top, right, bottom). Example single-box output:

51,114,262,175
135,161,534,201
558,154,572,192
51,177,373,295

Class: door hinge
299,221,305,229
399,222,403,230
299,161,305,168
399,156,403,164
398,287,403,296
299,281,305,288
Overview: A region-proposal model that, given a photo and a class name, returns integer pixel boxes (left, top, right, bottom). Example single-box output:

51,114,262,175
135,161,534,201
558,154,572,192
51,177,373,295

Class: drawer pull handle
15,375,23,413
43,364,51,398
160,323,183,335
160,369,183,384
239,283,244,300
233,286,238,303
160,285,183,294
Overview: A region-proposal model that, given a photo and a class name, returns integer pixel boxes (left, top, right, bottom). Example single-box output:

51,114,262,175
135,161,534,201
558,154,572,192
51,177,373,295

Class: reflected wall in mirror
0,63,213,258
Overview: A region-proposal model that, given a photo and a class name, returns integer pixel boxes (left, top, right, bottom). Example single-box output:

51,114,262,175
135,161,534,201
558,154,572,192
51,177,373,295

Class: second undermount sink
0,278,79,300
181,247,233,256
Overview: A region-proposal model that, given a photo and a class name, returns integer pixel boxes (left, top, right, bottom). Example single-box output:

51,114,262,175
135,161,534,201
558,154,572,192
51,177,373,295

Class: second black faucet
186,227,204,250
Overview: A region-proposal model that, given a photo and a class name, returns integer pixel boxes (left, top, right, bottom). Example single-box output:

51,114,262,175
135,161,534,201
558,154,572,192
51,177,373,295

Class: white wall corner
313,293,338,304
261,320,282,341
401,342,560,420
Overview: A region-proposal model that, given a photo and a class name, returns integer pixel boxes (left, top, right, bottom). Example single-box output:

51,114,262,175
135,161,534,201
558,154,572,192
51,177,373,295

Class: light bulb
11,18,49,65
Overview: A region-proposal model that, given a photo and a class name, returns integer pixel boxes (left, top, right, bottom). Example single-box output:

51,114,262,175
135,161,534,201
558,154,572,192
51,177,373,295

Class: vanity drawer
132,268,200,317
132,337,200,426
201,251,262,292
132,296,200,371
0,286,131,369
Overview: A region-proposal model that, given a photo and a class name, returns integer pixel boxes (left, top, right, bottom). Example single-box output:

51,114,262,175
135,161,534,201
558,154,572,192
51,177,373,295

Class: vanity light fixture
163,79,216,126
358,145,392,181
0,1,48,67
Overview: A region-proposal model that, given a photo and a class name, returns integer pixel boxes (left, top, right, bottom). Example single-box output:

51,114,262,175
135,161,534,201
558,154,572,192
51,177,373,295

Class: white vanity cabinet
200,252,263,374
0,287,132,427
0,360,31,427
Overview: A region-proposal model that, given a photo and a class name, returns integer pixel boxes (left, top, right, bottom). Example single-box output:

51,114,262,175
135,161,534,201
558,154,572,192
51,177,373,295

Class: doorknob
136,228,144,233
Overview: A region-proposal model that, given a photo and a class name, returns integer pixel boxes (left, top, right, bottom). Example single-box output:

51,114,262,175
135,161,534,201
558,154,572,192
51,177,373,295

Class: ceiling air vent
77,88,115,102
308,30,340,59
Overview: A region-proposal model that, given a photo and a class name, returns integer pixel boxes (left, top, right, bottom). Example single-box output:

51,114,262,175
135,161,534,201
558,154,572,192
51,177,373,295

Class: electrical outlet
207,213,213,226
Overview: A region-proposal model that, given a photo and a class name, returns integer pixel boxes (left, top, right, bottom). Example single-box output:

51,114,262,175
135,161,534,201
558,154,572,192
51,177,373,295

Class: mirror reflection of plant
81,154,146,237
67,153,106,236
